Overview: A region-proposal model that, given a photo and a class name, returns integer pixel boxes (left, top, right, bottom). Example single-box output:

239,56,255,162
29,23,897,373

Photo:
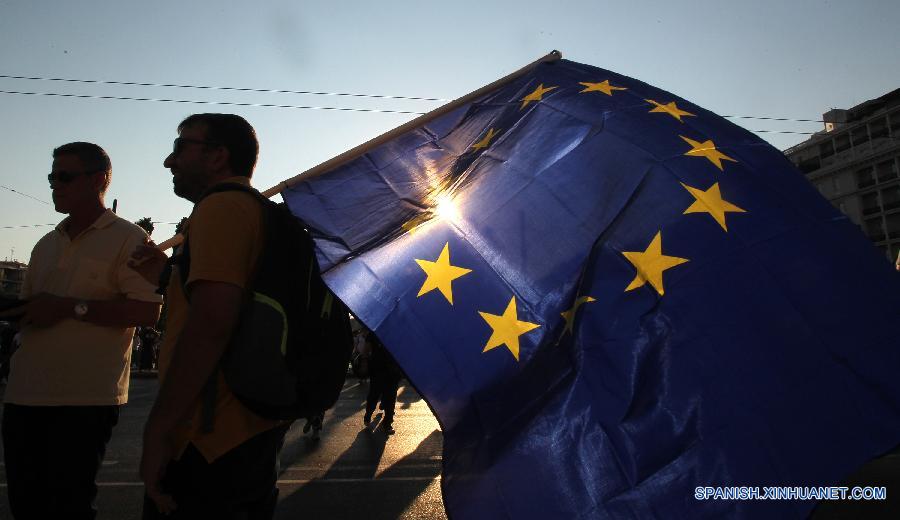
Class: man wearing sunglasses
131,114,286,520
0,142,163,519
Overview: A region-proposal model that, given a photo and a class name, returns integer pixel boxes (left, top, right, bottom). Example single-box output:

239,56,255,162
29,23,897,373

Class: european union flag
282,56,900,518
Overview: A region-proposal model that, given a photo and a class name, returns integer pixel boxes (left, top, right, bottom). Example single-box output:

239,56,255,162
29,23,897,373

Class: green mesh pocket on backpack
222,291,297,407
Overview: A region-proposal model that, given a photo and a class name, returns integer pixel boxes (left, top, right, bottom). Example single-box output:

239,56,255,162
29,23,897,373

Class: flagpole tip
539,50,562,63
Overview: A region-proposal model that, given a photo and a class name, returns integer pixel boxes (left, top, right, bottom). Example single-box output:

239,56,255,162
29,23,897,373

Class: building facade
784,88,900,263
0,261,27,298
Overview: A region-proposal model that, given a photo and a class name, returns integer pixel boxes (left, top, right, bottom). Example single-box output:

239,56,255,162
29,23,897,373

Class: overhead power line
751,129,817,135
0,89,831,135
1,73,836,125
0,223,56,229
1,220,183,230
724,115,823,123
1,185,49,204
0,89,429,115
0,74,450,103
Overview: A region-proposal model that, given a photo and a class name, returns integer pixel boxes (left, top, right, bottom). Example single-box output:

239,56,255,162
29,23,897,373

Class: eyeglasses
172,137,220,156
47,169,100,184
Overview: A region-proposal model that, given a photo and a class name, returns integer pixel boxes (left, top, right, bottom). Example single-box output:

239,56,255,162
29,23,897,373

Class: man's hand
17,294,73,328
129,238,168,286
140,426,178,515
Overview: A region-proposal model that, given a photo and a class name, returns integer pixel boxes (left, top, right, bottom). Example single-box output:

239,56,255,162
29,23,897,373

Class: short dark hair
53,142,112,193
178,113,259,178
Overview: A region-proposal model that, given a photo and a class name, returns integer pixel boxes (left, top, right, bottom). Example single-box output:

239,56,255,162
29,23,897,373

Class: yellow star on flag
622,232,689,296
415,242,472,305
681,182,746,231
560,296,596,335
520,84,557,110
472,128,498,150
646,99,696,122
578,80,627,96
680,136,737,171
479,296,541,361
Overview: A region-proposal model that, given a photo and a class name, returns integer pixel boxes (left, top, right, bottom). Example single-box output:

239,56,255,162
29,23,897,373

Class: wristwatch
74,301,89,320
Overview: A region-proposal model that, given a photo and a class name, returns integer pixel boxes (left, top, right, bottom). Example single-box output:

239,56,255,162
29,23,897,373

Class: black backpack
173,182,354,426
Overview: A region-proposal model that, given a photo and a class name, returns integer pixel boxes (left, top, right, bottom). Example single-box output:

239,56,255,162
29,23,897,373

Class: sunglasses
172,137,220,156
47,169,100,184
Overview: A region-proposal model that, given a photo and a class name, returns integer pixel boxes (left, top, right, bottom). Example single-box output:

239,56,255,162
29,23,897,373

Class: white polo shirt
4,209,162,406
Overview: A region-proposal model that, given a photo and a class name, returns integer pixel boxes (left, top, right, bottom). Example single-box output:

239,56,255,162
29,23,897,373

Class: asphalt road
2,375,900,519
0,375,448,520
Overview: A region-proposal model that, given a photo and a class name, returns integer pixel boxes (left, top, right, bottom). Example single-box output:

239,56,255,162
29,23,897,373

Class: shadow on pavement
276,429,442,519
397,384,422,410
278,384,367,467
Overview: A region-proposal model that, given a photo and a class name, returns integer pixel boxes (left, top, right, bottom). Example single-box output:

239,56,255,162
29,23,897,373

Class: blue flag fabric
282,59,900,518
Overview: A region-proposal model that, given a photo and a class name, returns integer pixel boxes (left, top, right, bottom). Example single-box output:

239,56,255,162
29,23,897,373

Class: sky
2,0,899,263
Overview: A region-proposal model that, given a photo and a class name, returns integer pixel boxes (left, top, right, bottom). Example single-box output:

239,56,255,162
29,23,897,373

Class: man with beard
132,114,287,519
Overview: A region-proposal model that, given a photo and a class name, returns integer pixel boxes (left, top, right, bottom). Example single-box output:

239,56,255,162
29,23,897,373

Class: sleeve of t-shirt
185,192,262,290
116,229,165,303
19,251,35,300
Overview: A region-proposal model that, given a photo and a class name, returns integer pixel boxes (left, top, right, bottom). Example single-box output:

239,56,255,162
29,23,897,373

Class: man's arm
143,280,243,436
81,298,161,327
11,294,160,328
140,280,242,512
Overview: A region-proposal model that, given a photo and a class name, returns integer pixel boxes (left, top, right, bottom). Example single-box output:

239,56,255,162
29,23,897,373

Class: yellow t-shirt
158,177,282,463
4,209,162,406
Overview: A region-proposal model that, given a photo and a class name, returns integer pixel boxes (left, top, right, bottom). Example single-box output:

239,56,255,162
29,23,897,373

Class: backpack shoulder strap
200,181,269,205
184,182,269,433
176,182,268,295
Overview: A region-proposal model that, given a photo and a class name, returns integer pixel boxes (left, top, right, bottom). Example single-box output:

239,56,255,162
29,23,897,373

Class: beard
172,172,200,202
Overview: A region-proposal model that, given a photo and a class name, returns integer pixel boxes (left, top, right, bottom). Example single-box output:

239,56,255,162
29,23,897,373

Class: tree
135,217,154,236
